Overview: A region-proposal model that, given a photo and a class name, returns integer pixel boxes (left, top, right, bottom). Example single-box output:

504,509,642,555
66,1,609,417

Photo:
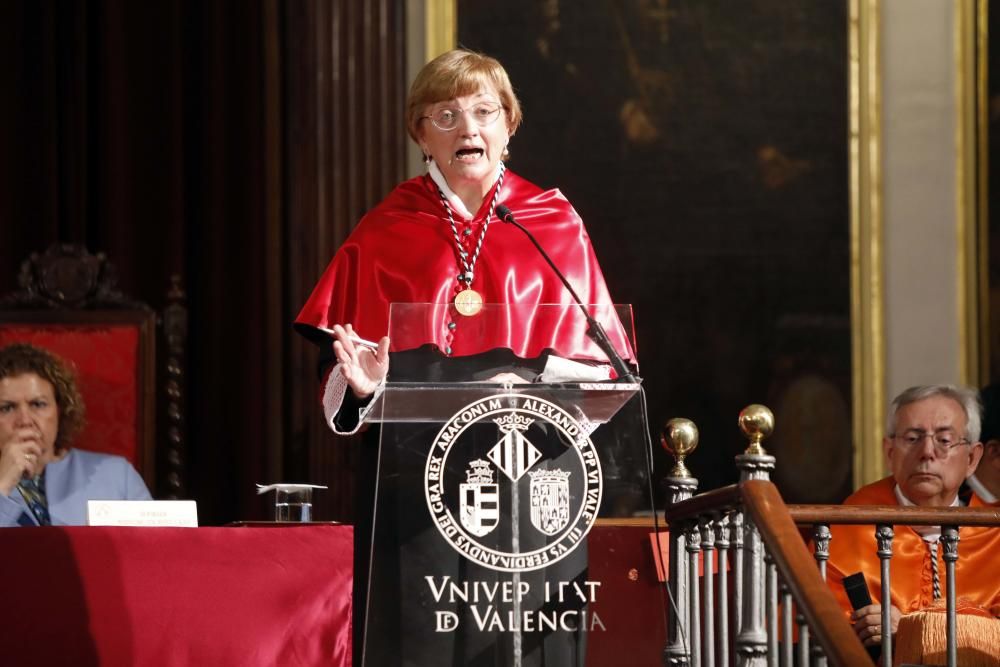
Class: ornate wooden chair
0,244,187,497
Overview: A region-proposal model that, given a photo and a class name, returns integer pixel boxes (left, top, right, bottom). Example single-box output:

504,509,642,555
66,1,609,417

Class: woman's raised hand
331,323,390,399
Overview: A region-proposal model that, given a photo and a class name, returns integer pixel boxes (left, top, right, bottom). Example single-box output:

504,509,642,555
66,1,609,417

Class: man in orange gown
825,385,999,650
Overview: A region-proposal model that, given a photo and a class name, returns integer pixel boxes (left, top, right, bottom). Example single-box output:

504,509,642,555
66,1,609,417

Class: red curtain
0,1,406,524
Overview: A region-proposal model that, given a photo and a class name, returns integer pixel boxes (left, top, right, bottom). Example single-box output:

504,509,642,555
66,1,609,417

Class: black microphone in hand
495,204,636,383
842,572,882,661
842,572,873,610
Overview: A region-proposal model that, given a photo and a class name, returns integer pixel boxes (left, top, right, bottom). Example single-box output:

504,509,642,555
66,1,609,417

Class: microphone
496,205,516,224
495,204,637,383
842,572,873,611
842,572,882,661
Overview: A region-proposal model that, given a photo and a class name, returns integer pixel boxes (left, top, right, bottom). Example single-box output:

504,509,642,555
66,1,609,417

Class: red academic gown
826,477,1000,619
294,169,635,364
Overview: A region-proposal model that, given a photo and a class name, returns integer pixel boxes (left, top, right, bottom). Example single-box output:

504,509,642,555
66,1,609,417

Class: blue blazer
0,448,152,527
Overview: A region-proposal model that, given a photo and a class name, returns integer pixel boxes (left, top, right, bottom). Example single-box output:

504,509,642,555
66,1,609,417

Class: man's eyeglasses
420,103,503,132
891,430,971,456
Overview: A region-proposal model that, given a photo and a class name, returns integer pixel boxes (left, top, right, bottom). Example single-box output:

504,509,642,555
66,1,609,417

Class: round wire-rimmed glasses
891,430,971,457
420,103,503,131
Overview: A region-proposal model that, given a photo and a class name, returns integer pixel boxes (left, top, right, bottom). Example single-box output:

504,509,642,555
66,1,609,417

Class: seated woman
0,343,151,526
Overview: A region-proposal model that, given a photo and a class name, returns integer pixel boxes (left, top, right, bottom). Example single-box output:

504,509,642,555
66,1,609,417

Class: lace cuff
322,364,383,435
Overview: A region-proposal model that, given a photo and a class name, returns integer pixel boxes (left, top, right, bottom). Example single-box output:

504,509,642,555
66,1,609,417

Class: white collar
966,473,998,503
893,484,962,542
427,161,503,220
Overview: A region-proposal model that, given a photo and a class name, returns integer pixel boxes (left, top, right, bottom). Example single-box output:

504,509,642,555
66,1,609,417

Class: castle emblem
528,469,571,535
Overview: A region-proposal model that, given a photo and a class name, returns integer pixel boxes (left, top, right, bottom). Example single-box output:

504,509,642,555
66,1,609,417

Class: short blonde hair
406,49,523,144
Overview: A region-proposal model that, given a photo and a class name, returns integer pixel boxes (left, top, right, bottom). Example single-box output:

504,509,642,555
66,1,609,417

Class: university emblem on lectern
459,459,499,537
424,394,603,573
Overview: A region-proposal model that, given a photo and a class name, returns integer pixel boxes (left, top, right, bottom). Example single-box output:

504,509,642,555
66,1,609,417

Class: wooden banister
663,484,742,523
655,477,1000,665
740,480,872,667
788,504,1000,526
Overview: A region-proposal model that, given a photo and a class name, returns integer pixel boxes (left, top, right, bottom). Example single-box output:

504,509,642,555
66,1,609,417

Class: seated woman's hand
0,432,44,496
330,323,389,399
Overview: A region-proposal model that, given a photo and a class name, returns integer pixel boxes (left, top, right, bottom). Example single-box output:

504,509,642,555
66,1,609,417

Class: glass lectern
360,303,647,667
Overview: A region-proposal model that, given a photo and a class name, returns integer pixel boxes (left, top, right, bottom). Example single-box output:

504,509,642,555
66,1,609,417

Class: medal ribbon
436,162,506,290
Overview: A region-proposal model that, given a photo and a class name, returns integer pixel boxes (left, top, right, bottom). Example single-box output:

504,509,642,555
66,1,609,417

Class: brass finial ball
738,404,774,455
661,418,699,478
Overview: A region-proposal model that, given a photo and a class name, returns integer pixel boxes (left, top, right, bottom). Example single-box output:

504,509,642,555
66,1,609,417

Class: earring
502,145,510,160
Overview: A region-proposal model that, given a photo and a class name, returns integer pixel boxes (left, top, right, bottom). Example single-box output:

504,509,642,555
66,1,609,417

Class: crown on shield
493,413,534,432
466,459,494,484
528,469,571,484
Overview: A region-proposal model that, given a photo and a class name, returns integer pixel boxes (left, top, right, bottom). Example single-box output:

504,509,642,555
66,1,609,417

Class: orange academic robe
826,476,1000,618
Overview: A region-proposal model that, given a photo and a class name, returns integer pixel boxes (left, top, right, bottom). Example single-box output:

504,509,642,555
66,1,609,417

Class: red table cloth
0,525,353,667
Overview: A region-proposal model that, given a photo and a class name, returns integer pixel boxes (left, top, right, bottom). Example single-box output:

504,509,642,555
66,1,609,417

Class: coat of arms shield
528,469,571,535
459,459,499,537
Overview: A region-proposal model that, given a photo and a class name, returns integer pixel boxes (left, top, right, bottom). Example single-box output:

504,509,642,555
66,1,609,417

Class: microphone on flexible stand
495,204,637,383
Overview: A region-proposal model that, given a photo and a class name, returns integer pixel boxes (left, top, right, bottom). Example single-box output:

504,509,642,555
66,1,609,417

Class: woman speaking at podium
295,47,632,416
295,49,633,665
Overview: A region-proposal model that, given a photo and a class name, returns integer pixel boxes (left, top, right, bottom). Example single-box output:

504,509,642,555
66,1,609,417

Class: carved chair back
0,244,187,497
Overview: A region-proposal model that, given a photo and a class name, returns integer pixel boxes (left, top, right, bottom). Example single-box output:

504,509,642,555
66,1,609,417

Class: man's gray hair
887,385,982,442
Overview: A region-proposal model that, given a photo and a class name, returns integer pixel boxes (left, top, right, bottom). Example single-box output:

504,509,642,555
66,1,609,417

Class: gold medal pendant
454,288,484,317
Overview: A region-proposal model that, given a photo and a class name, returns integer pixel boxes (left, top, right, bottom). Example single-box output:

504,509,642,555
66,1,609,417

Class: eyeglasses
891,430,971,456
420,103,503,131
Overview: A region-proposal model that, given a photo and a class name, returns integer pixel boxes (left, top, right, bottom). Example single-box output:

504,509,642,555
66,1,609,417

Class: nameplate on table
87,500,199,527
